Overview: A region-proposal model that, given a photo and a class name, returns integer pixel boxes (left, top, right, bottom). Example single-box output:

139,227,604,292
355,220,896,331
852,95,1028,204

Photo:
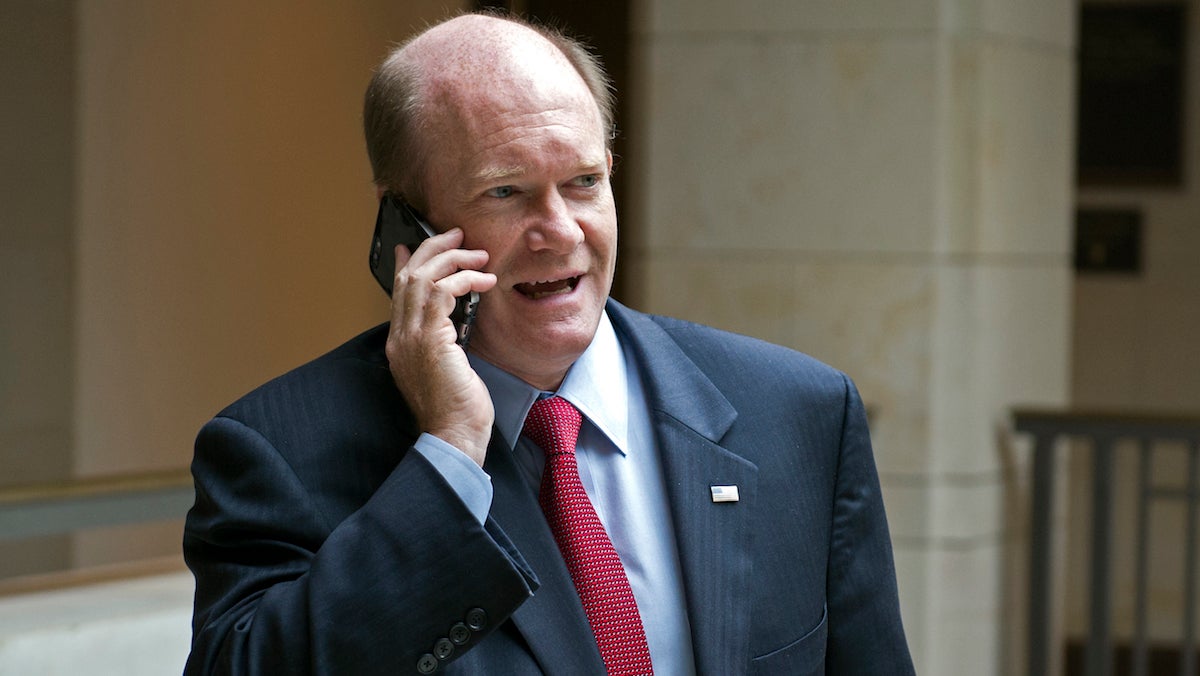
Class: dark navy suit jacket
184,300,914,675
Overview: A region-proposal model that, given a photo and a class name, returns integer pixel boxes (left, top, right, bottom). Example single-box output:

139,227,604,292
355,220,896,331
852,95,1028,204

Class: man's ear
374,184,388,200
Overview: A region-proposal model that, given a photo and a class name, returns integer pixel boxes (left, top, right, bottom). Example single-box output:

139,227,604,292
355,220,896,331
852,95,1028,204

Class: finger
394,274,440,341
392,268,491,339
392,242,414,269
399,227,467,267
389,229,492,348
394,249,488,312
435,269,498,304
410,247,490,284
417,270,496,323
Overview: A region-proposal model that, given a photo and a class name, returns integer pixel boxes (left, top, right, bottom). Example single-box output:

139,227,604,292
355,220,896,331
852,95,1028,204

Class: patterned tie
523,396,654,676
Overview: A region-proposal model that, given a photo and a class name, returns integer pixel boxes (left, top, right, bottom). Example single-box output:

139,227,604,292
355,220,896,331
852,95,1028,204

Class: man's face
417,64,617,389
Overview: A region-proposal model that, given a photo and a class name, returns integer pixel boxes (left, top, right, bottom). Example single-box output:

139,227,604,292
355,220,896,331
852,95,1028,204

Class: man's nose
524,190,584,252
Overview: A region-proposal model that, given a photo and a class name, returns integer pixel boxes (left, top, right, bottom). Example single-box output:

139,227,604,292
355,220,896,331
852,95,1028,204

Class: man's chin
470,321,596,389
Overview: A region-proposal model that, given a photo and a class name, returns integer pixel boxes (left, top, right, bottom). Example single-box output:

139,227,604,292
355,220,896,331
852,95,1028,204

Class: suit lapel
608,301,757,676
483,434,605,674
652,413,757,675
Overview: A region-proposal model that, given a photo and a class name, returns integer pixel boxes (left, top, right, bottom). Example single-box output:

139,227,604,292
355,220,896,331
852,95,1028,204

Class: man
184,11,914,676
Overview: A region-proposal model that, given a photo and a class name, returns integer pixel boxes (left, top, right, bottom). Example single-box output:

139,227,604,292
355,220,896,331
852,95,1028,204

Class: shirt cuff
411,432,493,525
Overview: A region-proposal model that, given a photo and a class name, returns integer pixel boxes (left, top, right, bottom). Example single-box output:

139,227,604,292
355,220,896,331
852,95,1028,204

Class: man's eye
486,186,514,198
573,175,600,188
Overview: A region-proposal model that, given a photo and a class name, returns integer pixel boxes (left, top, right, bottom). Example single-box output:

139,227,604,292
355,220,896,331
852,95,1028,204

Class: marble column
625,2,1075,673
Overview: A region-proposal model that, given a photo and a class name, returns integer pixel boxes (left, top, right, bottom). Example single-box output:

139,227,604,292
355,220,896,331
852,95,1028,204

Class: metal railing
1015,409,1200,676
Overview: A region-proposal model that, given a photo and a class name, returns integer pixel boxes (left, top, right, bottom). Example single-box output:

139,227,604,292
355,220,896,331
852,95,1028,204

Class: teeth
515,275,580,300
528,286,573,300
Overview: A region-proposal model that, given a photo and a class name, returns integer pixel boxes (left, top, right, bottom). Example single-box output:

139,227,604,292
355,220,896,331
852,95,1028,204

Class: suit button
449,622,471,645
416,653,438,674
434,637,454,660
465,607,488,631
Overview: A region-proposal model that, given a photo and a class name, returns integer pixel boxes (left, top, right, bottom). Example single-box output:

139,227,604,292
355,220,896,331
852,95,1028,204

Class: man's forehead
426,79,597,134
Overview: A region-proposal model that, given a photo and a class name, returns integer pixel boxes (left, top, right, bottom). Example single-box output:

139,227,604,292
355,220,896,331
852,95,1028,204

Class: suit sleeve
824,376,916,675
183,415,537,675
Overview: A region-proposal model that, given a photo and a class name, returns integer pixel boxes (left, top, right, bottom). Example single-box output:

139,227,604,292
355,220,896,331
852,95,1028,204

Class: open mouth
514,276,580,300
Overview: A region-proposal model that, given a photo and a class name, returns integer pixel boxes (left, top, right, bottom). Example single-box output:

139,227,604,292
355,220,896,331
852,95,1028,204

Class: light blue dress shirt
412,311,696,675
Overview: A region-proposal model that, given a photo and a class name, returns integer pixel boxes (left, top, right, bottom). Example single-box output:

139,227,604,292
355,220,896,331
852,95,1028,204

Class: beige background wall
73,0,450,477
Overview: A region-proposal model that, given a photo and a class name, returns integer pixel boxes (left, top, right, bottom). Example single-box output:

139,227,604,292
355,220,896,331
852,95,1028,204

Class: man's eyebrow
475,165,526,182
575,157,608,173
473,157,608,184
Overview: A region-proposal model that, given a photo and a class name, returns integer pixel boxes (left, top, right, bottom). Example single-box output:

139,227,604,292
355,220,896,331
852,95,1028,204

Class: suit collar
604,300,737,443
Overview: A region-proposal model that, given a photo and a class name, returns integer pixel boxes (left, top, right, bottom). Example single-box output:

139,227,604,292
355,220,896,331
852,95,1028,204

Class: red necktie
523,396,654,676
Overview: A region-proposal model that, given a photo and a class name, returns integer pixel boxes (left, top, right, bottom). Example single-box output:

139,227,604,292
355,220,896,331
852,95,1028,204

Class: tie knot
523,396,582,457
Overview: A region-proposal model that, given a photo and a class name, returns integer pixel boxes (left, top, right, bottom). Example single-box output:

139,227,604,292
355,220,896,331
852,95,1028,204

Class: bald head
409,15,578,104
363,13,614,209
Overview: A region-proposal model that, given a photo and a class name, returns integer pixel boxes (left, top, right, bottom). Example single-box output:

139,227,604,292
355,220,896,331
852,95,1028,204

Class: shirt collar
468,310,629,455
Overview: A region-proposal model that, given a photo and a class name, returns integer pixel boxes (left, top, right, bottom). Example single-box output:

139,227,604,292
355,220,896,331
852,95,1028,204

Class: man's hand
385,228,497,466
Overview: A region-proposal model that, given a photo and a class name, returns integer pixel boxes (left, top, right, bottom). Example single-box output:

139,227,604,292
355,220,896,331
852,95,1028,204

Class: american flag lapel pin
710,485,739,503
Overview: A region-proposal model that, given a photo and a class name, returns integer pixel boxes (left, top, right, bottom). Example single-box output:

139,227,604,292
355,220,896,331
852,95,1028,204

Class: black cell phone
369,194,479,348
